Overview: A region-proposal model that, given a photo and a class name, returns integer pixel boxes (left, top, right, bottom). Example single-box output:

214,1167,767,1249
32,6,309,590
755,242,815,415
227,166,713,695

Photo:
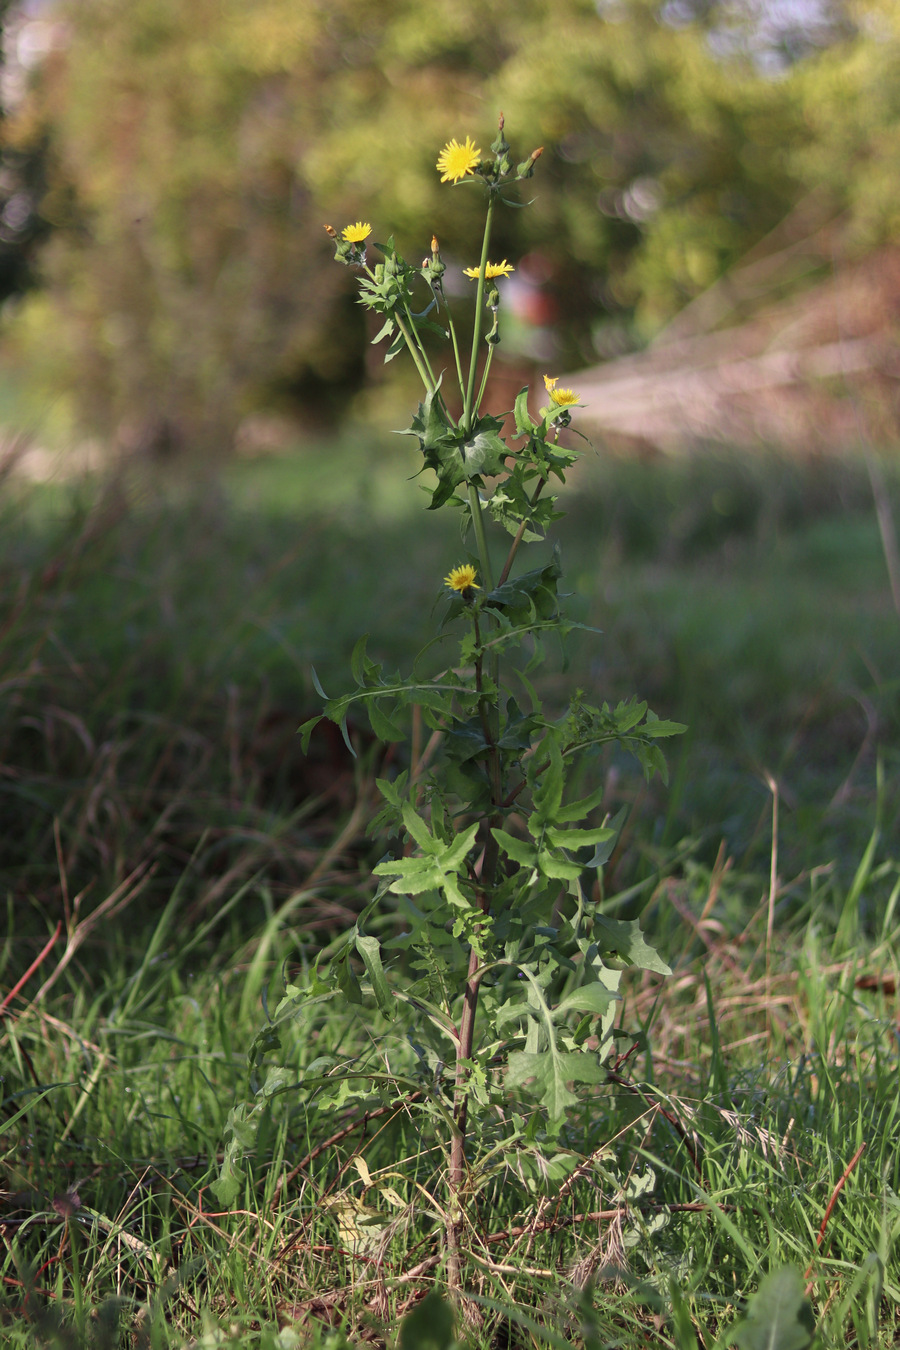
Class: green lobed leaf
484,553,561,625
506,1048,606,1121
593,915,672,975
461,429,507,480
492,827,539,869
212,1101,256,1206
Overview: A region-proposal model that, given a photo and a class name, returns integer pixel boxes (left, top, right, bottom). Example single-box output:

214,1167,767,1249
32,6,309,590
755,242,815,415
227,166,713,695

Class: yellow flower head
543,374,579,406
436,136,482,184
444,563,480,594
342,221,372,244
462,260,515,280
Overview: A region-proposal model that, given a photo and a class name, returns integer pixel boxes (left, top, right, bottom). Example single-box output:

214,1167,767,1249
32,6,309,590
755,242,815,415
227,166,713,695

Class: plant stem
467,483,494,591
394,312,436,396
462,191,496,433
401,300,441,394
443,299,467,405
473,340,496,417
447,613,504,1293
67,1217,84,1333
497,479,546,587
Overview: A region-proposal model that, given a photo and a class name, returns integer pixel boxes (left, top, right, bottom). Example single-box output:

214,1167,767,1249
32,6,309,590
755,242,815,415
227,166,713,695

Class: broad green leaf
588,805,628,867
733,1267,816,1350
374,857,437,889
350,634,371,686
371,317,395,344
554,781,608,823
506,1050,577,1119
492,827,539,868
374,820,478,911
335,947,362,1005
624,1165,656,1201
531,736,565,824
593,915,671,975
298,714,322,753
506,1048,606,1121
514,385,536,436
556,983,619,1017
367,698,405,742
355,934,393,1015
375,775,406,810
212,1102,256,1205
537,847,583,881
401,802,436,851
486,554,561,624
398,1290,456,1350
440,822,480,871
643,711,689,737
460,426,508,480
612,698,648,733
544,825,614,849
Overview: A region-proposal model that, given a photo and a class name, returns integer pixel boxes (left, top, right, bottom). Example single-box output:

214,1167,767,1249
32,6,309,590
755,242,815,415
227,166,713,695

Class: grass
2,432,900,1346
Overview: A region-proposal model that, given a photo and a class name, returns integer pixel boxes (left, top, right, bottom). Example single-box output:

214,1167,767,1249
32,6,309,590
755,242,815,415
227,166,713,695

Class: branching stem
498,478,547,587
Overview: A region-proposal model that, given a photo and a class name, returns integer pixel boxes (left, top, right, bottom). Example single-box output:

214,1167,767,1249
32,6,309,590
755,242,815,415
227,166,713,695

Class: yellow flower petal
342,221,372,244
550,387,579,407
462,260,515,280
436,137,482,184
444,563,480,593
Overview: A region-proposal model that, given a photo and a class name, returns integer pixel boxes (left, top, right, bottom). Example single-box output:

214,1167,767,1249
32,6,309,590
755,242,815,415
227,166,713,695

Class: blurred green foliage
2,0,900,449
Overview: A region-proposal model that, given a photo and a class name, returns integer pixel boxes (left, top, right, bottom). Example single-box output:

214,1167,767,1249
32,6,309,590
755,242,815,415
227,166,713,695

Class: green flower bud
491,110,510,158
516,147,544,179
427,234,446,283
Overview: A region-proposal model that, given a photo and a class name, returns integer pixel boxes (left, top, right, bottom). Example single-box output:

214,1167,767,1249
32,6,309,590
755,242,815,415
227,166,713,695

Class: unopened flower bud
491,109,510,159
427,233,445,281
330,230,354,264
517,147,543,178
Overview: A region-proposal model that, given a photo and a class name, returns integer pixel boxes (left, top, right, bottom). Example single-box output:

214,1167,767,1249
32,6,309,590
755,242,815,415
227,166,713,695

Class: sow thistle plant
216,116,684,1291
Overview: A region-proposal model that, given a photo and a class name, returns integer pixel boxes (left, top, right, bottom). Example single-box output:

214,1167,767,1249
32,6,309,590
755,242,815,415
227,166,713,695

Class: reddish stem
1,921,62,1016
804,1141,866,1285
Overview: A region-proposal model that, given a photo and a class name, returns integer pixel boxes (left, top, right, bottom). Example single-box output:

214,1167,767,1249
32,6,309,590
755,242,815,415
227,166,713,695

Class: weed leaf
733,1266,816,1350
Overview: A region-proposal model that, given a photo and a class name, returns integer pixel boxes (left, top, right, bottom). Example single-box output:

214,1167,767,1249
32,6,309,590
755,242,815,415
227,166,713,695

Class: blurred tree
0,0,56,302
790,0,900,248
1,0,888,450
